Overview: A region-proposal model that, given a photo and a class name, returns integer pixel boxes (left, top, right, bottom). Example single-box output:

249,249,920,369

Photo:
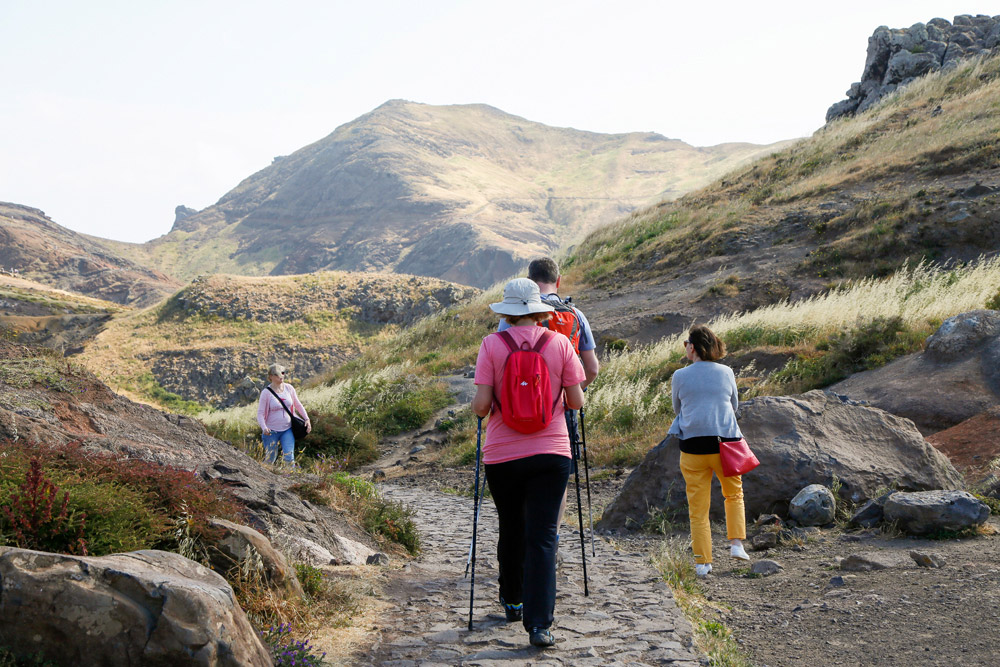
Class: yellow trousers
680,452,746,564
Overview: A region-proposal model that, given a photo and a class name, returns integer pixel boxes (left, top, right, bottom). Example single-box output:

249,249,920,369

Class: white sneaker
730,544,750,561
695,563,713,577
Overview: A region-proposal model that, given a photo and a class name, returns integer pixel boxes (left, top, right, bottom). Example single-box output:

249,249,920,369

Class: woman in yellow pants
667,325,749,577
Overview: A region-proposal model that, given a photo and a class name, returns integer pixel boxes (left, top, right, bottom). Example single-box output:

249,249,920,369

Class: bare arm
564,383,584,410
472,384,494,418
580,349,600,389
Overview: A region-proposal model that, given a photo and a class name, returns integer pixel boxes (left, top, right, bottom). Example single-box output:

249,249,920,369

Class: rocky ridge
827,14,1000,121
0,202,180,307
164,271,479,325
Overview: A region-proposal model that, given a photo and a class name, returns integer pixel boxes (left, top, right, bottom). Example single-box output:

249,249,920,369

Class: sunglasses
683,340,691,346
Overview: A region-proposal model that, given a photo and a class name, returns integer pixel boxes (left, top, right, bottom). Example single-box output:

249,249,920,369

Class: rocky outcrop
0,548,271,666
596,390,964,532
165,272,478,326
828,15,1000,121
208,518,303,597
833,311,1000,434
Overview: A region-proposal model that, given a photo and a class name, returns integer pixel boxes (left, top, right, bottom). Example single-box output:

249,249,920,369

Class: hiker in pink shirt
472,278,585,648
257,363,310,464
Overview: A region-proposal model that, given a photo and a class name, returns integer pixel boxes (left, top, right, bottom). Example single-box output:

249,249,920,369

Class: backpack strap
266,385,296,420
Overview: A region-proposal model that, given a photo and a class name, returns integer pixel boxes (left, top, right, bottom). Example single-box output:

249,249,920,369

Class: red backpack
494,329,561,434
541,298,581,355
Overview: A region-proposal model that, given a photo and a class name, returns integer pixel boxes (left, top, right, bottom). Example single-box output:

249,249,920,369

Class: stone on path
789,484,836,526
366,485,704,665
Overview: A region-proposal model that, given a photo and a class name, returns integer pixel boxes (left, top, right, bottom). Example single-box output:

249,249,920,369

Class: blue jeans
263,428,295,464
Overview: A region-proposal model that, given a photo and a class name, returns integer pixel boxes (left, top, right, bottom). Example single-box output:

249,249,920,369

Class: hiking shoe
500,596,522,622
695,563,713,578
730,543,750,561
529,627,555,648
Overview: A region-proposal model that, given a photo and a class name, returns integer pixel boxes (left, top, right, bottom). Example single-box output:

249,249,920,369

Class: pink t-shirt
257,384,308,432
474,326,586,464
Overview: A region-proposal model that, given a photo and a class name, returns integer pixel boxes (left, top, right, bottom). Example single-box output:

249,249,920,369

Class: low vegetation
0,440,242,556
651,537,752,667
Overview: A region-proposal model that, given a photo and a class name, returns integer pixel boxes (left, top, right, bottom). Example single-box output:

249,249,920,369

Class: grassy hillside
77,271,478,412
0,274,124,353
564,55,1000,289
193,54,1000,475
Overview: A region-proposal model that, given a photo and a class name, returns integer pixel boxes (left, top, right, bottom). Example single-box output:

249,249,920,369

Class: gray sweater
666,361,742,440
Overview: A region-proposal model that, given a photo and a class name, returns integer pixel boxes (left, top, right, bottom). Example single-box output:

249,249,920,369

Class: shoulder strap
532,329,554,353
266,386,296,420
496,329,518,353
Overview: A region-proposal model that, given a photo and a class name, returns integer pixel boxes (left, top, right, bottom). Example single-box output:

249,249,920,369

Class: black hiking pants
485,453,572,632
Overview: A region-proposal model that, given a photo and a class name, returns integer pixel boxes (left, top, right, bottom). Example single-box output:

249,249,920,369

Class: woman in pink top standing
472,278,585,649
257,363,311,465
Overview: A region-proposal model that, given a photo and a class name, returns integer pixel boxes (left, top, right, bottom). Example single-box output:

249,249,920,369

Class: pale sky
0,1,991,243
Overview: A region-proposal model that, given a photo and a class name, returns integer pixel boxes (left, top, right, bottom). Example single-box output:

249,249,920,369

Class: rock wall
827,14,1000,122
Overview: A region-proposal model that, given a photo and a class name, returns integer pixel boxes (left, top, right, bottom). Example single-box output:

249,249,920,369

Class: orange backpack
541,298,581,355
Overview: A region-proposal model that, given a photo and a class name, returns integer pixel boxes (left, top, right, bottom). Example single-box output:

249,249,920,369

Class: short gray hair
267,363,286,377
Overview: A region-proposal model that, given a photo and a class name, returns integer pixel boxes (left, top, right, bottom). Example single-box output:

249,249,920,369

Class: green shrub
0,647,56,666
0,441,242,557
330,473,421,555
293,562,325,597
299,412,378,468
769,316,927,391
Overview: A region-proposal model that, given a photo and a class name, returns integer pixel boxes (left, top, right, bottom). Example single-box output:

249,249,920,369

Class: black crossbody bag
266,386,308,439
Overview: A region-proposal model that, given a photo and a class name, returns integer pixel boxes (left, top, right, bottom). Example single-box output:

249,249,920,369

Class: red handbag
719,437,759,477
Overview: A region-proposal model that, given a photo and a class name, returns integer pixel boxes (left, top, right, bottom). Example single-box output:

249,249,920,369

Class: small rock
839,554,889,572
910,551,945,568
829,575,846,587
409,445,426,455
371,470,387,481
367,553,390,566
750,531,778,551
751,560,783,577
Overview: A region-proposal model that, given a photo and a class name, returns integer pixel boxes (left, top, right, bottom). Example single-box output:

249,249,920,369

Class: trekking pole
580,406,595,557
568,410,590,596
467,416,484,630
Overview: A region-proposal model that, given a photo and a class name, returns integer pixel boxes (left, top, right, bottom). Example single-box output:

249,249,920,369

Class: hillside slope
0,202,180,307
77,271,478,409
562,54,1000,344
112,101,790,288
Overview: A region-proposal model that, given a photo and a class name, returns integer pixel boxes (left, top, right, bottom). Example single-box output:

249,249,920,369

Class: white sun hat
489,278,556,316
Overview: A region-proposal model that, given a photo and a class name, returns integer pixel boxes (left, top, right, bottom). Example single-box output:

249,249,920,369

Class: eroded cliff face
828,14,1000,121
0,202,180,307
137,100,789,288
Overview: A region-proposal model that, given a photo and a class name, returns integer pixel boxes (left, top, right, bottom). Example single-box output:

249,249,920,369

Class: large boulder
596,390,963,532
0,548,271,666
884,490,991,535
208,518,304,597
832,311,1000,434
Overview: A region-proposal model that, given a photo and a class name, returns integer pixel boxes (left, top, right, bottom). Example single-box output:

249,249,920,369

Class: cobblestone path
363,485,703,666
